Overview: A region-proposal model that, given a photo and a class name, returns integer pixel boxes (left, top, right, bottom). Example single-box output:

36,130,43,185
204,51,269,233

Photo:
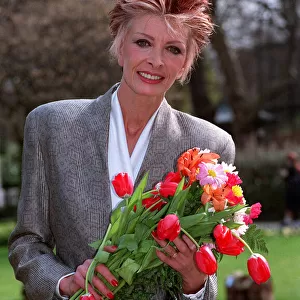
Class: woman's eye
135,39,150,47
167,46,181,55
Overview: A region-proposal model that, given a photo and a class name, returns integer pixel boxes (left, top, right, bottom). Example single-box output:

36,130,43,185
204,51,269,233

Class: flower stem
142,190,156,199
69,289,84,300
180,228,200,250
85,223,112,293
231,232,254,255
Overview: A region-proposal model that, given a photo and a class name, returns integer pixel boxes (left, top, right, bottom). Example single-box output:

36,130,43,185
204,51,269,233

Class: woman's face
118,14,188,98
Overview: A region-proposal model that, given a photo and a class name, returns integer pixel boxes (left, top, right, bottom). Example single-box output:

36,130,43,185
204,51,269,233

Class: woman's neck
117,83,164,155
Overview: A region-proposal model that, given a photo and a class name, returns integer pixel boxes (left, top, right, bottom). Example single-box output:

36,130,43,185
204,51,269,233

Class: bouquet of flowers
71,148,270,300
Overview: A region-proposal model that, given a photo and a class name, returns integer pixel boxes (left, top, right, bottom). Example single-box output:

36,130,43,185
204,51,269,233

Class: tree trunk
189,59,215,123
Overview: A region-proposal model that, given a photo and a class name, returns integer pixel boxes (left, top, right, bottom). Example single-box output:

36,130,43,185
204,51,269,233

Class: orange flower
201,184,229,211
177,148,220,183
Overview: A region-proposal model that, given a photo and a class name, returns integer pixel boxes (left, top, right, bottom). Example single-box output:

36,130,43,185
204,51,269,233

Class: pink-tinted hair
109,0,214,83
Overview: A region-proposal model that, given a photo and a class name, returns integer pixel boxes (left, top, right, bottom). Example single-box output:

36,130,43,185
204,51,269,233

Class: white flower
199,149,211,154
203,243,216,250
232,225,249,236
233,208,247,223
221,162,238,174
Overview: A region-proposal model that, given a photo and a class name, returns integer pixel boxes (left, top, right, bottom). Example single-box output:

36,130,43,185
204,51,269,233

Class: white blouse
108,88,160,209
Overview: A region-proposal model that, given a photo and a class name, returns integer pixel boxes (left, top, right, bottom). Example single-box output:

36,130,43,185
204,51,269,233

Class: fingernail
107,292,114,299
111,279,118,287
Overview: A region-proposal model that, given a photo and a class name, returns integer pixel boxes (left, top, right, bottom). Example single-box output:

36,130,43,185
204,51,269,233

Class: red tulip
80,294,96,300
142,196,167,211
155,172,182,198
247,253,271,284
195,245,218,275
112,173,134,198
213,224,244,256
156,214,181,241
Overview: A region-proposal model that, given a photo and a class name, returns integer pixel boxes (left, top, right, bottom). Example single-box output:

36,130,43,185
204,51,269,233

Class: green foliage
0,220,15,246
114,265,182,300
236,147,288,221
243,224,269,254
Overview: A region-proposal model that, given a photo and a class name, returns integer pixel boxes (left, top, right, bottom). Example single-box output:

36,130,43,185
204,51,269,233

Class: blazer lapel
84,84,119,214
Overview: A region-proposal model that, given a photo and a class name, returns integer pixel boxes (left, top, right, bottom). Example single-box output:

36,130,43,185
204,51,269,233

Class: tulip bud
112,173,134,198
156,214,181,241
142,197,167,211
213,224,244,256
247,253,271,284
195,245,218,275
155,172,182,198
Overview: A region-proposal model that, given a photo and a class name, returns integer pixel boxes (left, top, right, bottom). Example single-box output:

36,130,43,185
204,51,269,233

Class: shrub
235,143,299,221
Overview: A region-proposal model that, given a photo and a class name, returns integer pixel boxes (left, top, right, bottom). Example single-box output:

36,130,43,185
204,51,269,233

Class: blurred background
0,0,299,299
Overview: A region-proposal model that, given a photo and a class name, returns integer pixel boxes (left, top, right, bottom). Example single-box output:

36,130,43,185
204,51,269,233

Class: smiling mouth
138,72,163,80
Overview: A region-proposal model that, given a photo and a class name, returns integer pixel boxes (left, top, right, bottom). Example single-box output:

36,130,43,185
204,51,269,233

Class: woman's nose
147,49,164,68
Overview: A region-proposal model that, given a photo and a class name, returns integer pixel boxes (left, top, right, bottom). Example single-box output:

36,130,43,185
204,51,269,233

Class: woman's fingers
72,259,117,300
152,233,178,258
103,245,118,253
93,263,118,298
181,234,197,252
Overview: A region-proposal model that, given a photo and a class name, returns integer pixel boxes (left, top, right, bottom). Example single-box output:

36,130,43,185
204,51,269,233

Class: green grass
1,234,300,300
0,247,22,300
217,234,300,300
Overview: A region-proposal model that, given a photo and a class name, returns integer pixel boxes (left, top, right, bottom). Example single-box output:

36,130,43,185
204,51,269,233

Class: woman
8,1,235,299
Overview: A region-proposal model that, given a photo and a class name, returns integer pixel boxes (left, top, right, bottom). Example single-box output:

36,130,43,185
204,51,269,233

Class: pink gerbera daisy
196,162,228,189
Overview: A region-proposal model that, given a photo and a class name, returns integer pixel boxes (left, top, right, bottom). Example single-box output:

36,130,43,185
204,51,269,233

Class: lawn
217,234,300,300
1,233,300,300
0,247,22,300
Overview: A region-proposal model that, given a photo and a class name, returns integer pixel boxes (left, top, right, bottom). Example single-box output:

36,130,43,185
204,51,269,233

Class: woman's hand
59,245,118,300
153,234,208,294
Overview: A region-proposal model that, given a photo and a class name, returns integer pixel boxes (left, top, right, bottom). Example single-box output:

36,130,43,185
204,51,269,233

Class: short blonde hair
109,0,214,83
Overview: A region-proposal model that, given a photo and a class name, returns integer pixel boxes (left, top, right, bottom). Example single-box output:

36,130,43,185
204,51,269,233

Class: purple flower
196,163,227,189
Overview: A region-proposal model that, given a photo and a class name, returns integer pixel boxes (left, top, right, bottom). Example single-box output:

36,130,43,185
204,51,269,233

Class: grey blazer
8,83,235,300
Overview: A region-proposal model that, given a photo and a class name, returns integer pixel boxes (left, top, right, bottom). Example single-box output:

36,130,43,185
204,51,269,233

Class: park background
1,0,300,299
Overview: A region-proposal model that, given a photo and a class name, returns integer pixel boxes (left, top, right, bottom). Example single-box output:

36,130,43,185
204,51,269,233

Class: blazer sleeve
8,110,74,300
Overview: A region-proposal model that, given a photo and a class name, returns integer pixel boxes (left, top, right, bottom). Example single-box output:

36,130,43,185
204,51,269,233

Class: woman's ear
176,67,185,80
117,49,124,67
117,40,124,67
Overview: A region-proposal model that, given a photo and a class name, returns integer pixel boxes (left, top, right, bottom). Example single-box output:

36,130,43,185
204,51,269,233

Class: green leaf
167,182,189,214
174,177,185,197
138,239,156,253
118,234,138,251
113,206,131,244
243,224,269,254
137,246,157,273
135,223,151,243
126,215,140,234
128,172,149,211
149,202,170,223
111,201,126,224
179,212,208,229
116,258,141,285
89,238,103,249
224,220,244,229
88,238,112,250
94,249,111,264
183,221,218,238
208,204,246,222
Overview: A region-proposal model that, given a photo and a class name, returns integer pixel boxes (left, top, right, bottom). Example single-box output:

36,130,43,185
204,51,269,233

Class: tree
0,0,121,143
189,0,299,145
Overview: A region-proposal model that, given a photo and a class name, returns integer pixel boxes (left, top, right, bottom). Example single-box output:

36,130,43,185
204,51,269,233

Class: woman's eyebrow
133,32,186,46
